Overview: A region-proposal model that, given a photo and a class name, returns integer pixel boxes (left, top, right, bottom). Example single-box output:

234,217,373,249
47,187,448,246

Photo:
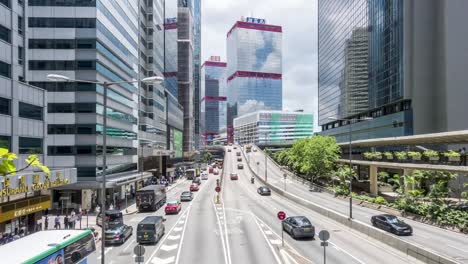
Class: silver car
282,216,315,239
180,191,194,201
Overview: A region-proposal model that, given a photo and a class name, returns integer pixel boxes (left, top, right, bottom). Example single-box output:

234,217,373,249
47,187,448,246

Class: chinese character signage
245,17,266,24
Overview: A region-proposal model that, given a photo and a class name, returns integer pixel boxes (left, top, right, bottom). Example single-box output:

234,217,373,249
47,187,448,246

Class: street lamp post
328,116,372,219
47,74,163,264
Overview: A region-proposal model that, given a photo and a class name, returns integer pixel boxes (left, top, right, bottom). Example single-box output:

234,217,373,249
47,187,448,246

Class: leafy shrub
408,151,422,160
374,196,386,204
423,150,439,159
384,152,393,159
443,150,461,158
395,151,408,160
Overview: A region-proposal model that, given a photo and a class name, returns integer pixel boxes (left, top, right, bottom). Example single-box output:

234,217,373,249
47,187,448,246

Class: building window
0,61,11,78
48,146,74,155
0,0,10,8
19,102,43,120
28,18,96,28
18,46,24,65
19,137,43,154
18,0,23,6
0,136,10,151
0,24,11,43
18,16,23,35
28,0,96,6
0,97,10,115
48,103,74,113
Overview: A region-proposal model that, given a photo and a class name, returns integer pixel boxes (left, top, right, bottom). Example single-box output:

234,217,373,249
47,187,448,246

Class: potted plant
443,150,461,162
408,151,422,161
384,151,393,160
423,150,439,161
373,152,383,160
395,151,408,161
363,152,374,160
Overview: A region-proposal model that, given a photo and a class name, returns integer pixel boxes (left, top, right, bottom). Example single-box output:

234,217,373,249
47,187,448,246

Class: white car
201,173,208,180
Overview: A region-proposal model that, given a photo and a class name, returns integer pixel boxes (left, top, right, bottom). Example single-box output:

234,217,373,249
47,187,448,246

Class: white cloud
202,0,318,129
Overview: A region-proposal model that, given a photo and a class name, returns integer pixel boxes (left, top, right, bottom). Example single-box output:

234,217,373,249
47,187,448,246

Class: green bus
0,229,97,264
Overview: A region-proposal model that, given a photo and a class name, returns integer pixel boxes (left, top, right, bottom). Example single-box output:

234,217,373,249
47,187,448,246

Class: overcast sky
201,0,318,128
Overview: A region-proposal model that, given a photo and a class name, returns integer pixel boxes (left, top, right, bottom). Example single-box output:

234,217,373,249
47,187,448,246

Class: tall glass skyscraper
200,56,226,145
164,1,178,98
226,17,282,143
319,0,468,141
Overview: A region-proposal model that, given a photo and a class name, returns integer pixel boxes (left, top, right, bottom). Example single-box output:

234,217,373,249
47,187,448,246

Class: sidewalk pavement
121,177,187,215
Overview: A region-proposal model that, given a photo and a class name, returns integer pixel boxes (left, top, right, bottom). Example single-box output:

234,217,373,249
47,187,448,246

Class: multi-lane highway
96,146,425,264
248,147,468,264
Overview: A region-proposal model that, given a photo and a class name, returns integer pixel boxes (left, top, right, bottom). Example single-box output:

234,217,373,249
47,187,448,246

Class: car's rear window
296,218,312,227
138,224,155,231
182,192,190,196
167,202,178,206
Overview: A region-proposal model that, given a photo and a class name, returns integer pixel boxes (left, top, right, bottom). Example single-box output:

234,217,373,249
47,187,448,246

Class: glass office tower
164,1,178,98
226,17,282,143
200,56,226,145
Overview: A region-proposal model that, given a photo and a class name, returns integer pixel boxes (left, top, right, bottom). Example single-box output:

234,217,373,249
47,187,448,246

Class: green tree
0,148,50,176
202,151,212,163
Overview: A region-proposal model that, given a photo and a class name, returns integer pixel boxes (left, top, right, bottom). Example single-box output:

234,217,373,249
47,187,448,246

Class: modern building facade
319,0,468,142
192,0,201,149
164,1,178,98
0,0,77,238
26,0,167,208
177,0,195,154
200,56,226,146
226,17,283,143
233,110,314,146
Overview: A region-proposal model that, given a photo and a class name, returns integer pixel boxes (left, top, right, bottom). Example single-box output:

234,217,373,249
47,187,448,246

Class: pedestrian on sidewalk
44,215,48,230
462,147,466,166
64,215,69,230
54,215,61,229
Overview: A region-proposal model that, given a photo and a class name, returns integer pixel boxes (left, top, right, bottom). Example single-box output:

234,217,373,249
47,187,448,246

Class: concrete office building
226,17,282,143
193,0,201,150
319,0,468,142
200,56,227,146
0,0,77,237
234,110,314,146
26,0,167,208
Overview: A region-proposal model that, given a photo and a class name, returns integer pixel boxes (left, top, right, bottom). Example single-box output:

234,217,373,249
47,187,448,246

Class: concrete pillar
369,165,378,196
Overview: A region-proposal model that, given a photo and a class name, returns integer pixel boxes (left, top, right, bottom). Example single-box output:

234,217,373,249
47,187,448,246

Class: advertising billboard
173,129,183,158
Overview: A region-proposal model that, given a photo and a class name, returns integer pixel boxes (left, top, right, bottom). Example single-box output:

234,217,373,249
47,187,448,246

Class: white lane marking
447,244,468,254
253,215,282,264
167,234,181,240
279,249,294,264
173,227,183,232
222,188,232,264
212,197,229,264
151,256,175,264
144,206,191,264
270,239,282,245
123,239,136,251
174,193,193,264
160,243,178,252
177,220,185,225
265,230,273,235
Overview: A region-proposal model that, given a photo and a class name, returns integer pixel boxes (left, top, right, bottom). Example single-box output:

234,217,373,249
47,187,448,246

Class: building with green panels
233,110,314,146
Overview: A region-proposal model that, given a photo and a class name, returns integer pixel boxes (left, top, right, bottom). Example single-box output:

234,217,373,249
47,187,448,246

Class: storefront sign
0,196,51,223
0,171,70,197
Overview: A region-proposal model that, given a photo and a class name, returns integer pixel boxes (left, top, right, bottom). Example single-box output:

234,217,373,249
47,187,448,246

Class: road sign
134,245,146,256
215,186,221,192
320,242,329,247
319,230,330,241
277,211,286,220
135,256,144,263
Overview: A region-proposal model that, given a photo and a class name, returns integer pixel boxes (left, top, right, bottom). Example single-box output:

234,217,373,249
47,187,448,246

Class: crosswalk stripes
151,256,175,264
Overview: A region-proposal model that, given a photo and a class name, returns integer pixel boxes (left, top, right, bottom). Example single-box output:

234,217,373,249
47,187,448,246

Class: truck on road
136,185,167,212
186,169,197,180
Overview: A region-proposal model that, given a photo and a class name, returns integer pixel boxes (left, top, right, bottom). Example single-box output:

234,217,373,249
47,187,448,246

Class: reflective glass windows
0,97,10,115
19,102,43,120
19,137,43,154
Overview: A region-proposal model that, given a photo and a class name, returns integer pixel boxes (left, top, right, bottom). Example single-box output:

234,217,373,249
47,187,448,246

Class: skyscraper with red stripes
226,17,283,143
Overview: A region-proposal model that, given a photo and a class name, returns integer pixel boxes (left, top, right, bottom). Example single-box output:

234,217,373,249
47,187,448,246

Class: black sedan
257,186,271,196
371,214,413,235
104,224,133,245
282,216,315,239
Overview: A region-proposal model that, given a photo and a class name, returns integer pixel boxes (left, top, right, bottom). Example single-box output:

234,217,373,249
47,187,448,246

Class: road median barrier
240,147,459,264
